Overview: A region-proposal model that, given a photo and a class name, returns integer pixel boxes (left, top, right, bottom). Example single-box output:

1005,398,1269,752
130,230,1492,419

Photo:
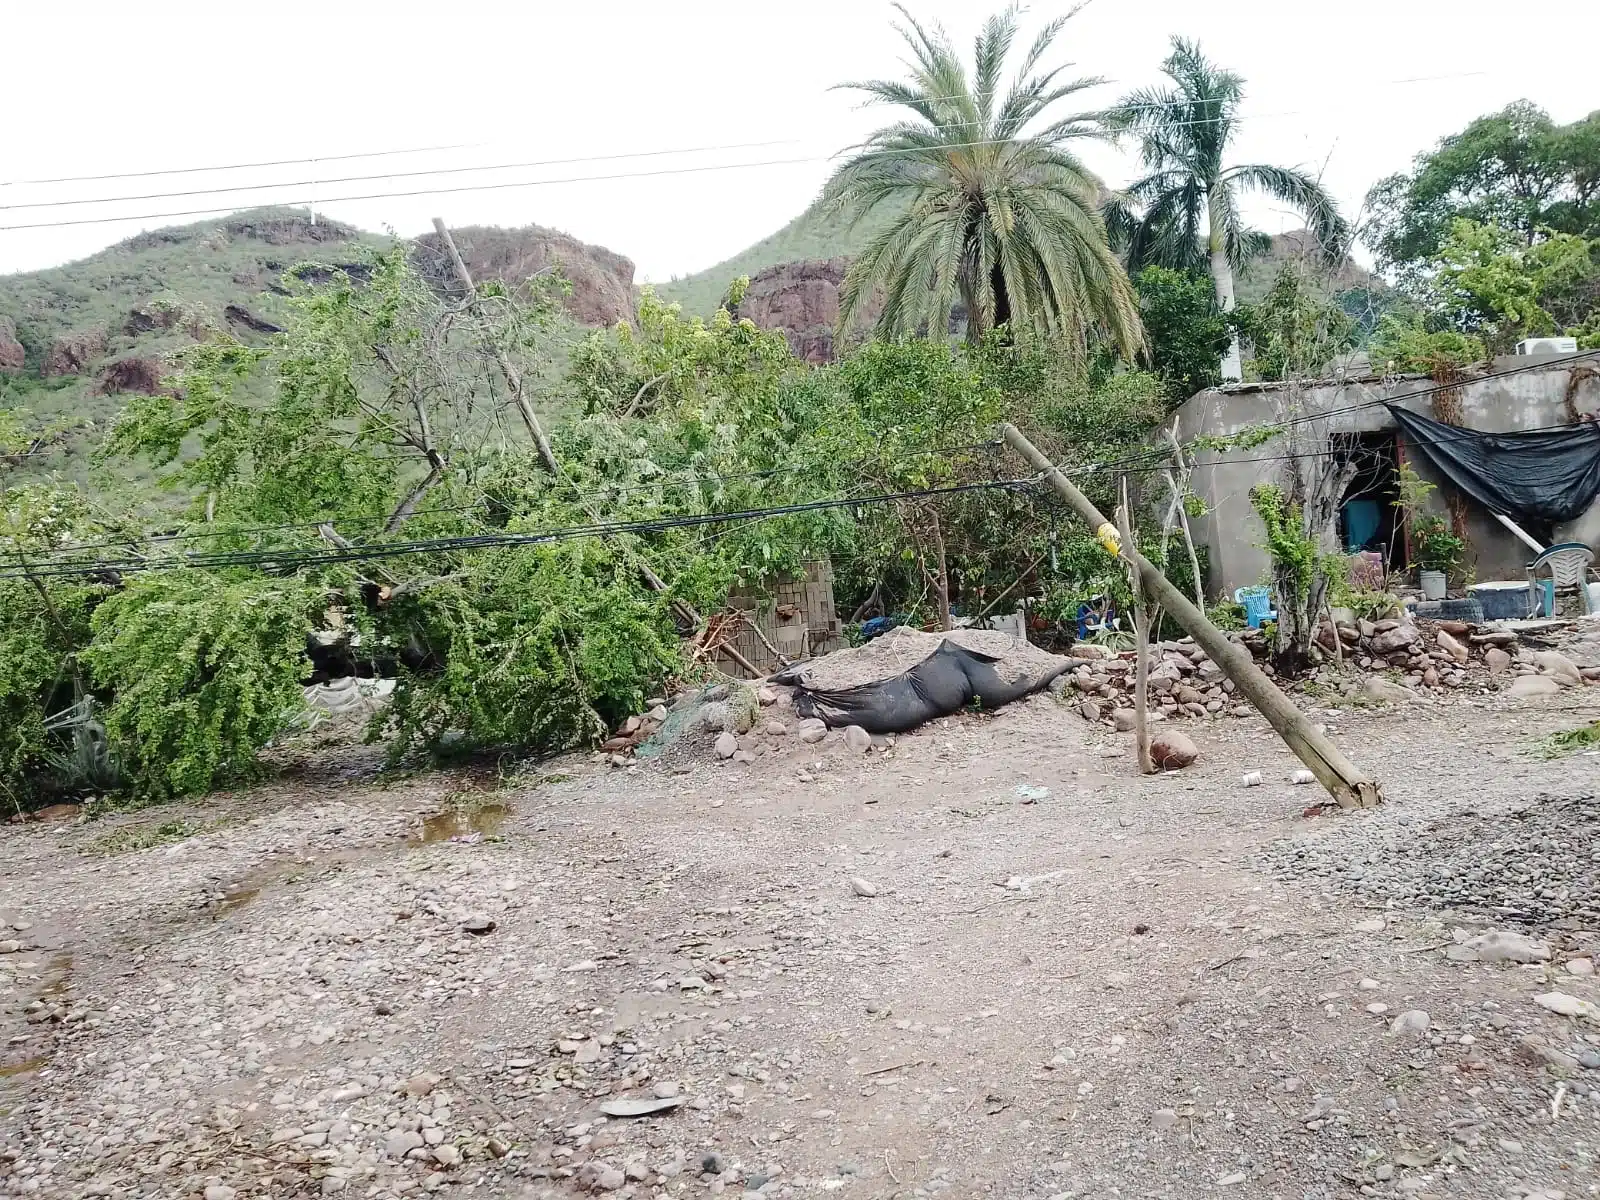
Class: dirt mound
793,625,1066,689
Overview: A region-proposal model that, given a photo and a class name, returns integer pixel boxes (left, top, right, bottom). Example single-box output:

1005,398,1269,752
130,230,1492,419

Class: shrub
82,573,318,800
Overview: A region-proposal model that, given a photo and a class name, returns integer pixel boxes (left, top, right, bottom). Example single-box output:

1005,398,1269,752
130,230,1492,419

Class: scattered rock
1353,917,1386,933
764,720,788,737
1435,629,1470,664
843,725,872,753
1566,957,1595,976
1112,708,1137,732
459,914,496,935
797,718,828,745
1534,650,1584,688
1358,676,1420,705
1151,1108,1179,1131
1149,730,1198,770
1390,1010,1430,1036
652,1080,682,1099
714,731,738,759
1078,699,1102,723
203,1188,237,1200
732,749,757,766
1535,991,1600,1020
1371,623,1421,654
850,877,878,898
1508,675,1561,699
1446,929,1551,964
599,1096,686,1118
1518,1035,1582,1071
1486,647,1512,674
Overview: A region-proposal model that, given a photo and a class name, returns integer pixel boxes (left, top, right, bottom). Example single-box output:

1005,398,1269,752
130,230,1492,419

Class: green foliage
1234,264,1356,380
1536,720,1600,759
1411,218,1600,354
1366,102,1600,281
1105,38,1348,283
1206,599,1246,631
1249,484,1320,603
376,541,680,759
824,6,1142,355
1368,315,1486,372
82,573,319,801
1132,267,1230,400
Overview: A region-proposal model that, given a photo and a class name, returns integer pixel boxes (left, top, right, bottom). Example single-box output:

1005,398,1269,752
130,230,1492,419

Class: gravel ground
4,686,1600,1200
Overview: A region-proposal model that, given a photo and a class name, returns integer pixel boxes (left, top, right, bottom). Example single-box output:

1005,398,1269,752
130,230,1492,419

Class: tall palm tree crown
824,5,1143,358
1104,37,1349,379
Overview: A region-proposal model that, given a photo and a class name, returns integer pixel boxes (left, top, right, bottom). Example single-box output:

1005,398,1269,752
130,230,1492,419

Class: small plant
1207,600,1247,631
1536,721,1600,759
1413,512,1466,573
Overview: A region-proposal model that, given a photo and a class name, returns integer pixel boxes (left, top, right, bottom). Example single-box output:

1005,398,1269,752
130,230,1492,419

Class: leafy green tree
1131,266,1231,400
1366,102,1600,281
1234,264,1357,382
823,5,1142,356
1104,37,1349,381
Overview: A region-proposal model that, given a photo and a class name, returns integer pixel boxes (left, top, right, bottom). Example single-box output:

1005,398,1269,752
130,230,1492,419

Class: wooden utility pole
1116,478,1154,775
431,218,561,476
1002,423,1383,809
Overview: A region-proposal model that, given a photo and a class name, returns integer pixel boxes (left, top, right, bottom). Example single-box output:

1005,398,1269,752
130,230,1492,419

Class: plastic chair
1234,586,1277,629
1527,543,1595,617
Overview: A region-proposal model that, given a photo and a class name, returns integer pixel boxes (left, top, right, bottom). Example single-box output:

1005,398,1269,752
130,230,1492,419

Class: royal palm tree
824,5,1142,358
1104,37,1349,380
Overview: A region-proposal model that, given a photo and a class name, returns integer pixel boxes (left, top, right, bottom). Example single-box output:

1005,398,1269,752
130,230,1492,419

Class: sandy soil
3,687,1600,1200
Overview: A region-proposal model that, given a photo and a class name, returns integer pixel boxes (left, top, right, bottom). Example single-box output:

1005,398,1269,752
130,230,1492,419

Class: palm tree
824,5,1142,358
1104,37,1349,381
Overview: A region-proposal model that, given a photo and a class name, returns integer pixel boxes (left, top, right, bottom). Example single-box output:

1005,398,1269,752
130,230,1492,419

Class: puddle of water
413,803,513,845
217,886,262,914
39,953,72,998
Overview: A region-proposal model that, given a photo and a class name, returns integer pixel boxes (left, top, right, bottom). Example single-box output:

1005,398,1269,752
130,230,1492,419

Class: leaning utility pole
1001,423,1382,809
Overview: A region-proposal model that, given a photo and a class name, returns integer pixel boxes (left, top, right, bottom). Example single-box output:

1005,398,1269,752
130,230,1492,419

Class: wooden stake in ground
1002,423,1383,809
1116,478,1154,775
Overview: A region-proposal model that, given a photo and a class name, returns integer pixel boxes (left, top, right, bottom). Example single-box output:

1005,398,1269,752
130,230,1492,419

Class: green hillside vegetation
0,208,392,488
655,198,901,315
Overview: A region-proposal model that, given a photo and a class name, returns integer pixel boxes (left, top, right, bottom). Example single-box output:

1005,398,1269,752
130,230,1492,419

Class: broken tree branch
1002,423,1383,810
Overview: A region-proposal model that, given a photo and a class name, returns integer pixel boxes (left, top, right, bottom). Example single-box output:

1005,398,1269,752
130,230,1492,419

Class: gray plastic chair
1527,542,1595,616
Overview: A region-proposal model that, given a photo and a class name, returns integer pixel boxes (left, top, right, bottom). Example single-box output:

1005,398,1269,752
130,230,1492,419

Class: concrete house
1172,353,1600,599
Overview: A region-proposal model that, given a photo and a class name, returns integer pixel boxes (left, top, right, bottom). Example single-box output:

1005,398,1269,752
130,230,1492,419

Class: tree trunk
1207,187,1243,383
1002,423,1384,809
928,510,953,632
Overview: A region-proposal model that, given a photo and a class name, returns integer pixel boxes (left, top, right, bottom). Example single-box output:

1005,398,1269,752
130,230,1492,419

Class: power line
0,142,483,189
0,140,804,214
0,476,1040,581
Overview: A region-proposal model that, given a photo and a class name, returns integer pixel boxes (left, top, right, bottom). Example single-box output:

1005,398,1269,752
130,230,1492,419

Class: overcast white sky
1,1,1594,281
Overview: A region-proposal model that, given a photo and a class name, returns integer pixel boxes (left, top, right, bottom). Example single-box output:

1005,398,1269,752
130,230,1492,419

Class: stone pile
1049,638,1249,731
1058,617,1597,733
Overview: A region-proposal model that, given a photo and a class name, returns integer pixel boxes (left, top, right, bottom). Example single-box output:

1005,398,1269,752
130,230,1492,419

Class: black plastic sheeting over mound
1388,404,1600,524
774,640,1071,735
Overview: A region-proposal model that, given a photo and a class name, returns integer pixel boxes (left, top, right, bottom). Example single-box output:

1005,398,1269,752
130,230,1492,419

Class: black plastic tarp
1387,405,1600,524
775,641,1069,734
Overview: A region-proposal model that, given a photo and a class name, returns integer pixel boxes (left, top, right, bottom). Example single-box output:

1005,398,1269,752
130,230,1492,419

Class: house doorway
1337,432,1408,572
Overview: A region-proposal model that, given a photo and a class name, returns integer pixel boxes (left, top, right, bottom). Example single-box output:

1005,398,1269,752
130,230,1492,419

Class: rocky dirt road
3,690,1600,1200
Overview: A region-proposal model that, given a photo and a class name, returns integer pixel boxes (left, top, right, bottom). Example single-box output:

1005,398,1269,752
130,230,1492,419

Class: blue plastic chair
1234,586,1277,629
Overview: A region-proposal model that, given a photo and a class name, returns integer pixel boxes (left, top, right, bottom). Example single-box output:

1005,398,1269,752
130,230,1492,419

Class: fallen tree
1001,423,1384,809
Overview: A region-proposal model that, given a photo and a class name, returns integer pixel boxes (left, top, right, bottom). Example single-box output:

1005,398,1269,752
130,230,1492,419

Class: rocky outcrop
43,328,107,377
123,304,181,336
0,315,23,373
733,258,881,365
97,356,166,395
222,213,358,246
223,304,284,335
413,224,636,328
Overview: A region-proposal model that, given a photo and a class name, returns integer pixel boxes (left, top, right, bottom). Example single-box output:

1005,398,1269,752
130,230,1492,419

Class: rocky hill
1235,228,1383,305
0,208,635,487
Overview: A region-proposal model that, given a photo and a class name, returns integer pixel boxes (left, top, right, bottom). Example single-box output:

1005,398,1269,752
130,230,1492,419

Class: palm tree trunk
1207,187,1243,383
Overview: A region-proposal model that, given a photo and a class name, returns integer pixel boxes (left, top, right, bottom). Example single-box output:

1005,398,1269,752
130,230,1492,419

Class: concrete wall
1172,355,1600,599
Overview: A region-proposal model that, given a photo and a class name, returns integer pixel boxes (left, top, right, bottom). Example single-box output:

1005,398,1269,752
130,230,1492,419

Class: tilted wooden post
1116,479,1154,775
1002,423,1383,809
